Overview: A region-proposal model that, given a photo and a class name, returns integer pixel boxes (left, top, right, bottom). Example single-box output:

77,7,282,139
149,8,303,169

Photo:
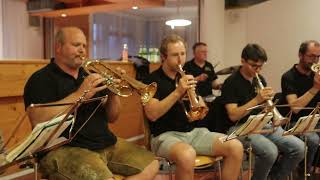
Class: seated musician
183,42,222,128
218,43,304,180
23,27,159,180
183,42,222,97
143,34,243,180
281,40,320,175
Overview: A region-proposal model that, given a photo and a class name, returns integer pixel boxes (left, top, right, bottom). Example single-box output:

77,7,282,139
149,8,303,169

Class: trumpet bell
311,63,320,72
139,82,157,105
188,106,209,121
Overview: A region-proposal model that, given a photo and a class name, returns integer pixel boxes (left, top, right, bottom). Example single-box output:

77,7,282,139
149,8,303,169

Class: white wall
0,0,3,58
224,0,320,91
2,0,43,59
200,0,225,67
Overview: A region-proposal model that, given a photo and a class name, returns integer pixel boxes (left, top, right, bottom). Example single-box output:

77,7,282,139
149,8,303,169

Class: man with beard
281,40,320,175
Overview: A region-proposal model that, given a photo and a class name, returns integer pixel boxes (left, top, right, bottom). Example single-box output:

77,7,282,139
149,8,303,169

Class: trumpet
311,63,320,72
82,59,157,105
255,73,288,126
177,64,208,122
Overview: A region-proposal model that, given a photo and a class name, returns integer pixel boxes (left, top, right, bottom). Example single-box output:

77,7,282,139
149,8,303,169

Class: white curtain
91,12,198,61
92,13,146,60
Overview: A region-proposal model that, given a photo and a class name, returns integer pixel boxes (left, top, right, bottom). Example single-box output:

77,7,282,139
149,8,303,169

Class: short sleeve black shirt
183,59,218,97
23,59,117,150
220,68,267,128
144,67,194,136
281,64,320,121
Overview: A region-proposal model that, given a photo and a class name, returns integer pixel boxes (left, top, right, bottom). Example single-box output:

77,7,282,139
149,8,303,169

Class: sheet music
283,114,320,135
6,114,73,162
234,113,273,136
220,112,273,142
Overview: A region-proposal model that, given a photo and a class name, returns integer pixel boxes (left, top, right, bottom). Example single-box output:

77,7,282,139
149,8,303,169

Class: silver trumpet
255,73,288,126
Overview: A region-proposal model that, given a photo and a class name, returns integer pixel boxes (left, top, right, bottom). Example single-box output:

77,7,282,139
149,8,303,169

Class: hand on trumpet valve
256,87,274,103
78,73,108,99
113,67,126,84
177,75,197,95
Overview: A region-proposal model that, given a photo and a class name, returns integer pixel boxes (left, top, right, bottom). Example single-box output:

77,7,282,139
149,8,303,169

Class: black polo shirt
219,68,267,130
24,59,117,150
183,59,218,97
281,64,320,122
144,67,194,136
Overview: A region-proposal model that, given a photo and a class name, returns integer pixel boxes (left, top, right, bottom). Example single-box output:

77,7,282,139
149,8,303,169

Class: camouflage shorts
40,138,155,180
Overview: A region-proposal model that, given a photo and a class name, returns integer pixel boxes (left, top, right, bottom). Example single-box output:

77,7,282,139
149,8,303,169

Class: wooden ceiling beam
29,0,164,17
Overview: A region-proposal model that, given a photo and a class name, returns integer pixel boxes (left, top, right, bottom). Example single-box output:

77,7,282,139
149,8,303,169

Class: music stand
282,104,320,179
221,105,277,180
0,94,108,180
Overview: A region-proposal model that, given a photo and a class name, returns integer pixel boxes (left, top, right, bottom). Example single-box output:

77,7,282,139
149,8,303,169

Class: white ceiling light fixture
132,0,139,10
132,6,139,10
165,0,192,29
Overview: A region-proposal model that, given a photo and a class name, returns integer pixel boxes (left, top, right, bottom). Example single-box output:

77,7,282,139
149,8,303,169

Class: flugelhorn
177,64,208,122
255,73,288,126
82,59,157,105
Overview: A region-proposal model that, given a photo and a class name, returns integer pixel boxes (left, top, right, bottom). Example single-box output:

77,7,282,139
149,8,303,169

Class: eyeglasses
304,54,320,60
246,61,265,70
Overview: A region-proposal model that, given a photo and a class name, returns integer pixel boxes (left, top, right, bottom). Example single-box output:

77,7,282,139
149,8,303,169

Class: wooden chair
143,118,223,180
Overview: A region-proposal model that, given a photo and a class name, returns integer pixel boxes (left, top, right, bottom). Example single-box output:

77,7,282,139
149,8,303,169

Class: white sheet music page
220,112,272,142
5,114,73,162
284,114,320,135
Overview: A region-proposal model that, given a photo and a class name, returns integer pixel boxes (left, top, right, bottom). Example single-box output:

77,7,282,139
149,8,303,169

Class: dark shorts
40,138,155,180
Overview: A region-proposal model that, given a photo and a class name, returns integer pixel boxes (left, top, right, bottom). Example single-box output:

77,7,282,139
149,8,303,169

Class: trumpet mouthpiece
79,55,86,60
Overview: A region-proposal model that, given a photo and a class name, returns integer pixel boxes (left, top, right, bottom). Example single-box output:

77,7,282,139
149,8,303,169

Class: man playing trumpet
23,27,159,180
219,43,304,180
143,34,243,180
281,40,320,175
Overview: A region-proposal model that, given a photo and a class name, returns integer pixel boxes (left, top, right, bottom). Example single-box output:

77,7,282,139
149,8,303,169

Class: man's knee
256,145,278,164
171,145,196,167
306,133,320,147
221,139,244,158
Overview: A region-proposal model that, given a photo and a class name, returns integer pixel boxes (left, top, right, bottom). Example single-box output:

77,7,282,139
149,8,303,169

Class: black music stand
221,105,277,180
282,104,320,179
0,94,108,180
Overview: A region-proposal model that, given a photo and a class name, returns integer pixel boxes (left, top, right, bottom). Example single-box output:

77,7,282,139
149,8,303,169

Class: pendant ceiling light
165,0,192,29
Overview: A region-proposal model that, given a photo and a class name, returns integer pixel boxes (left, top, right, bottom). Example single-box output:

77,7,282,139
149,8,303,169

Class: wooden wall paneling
0,61,48,97
0,96,32,149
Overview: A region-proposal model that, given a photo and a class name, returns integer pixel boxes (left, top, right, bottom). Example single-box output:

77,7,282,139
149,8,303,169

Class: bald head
55,27,85,46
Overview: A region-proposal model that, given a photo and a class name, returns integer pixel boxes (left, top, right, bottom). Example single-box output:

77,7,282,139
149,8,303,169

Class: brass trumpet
82,59,157,105
177,64,208,122
255,73,288,126
311,63,320,72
